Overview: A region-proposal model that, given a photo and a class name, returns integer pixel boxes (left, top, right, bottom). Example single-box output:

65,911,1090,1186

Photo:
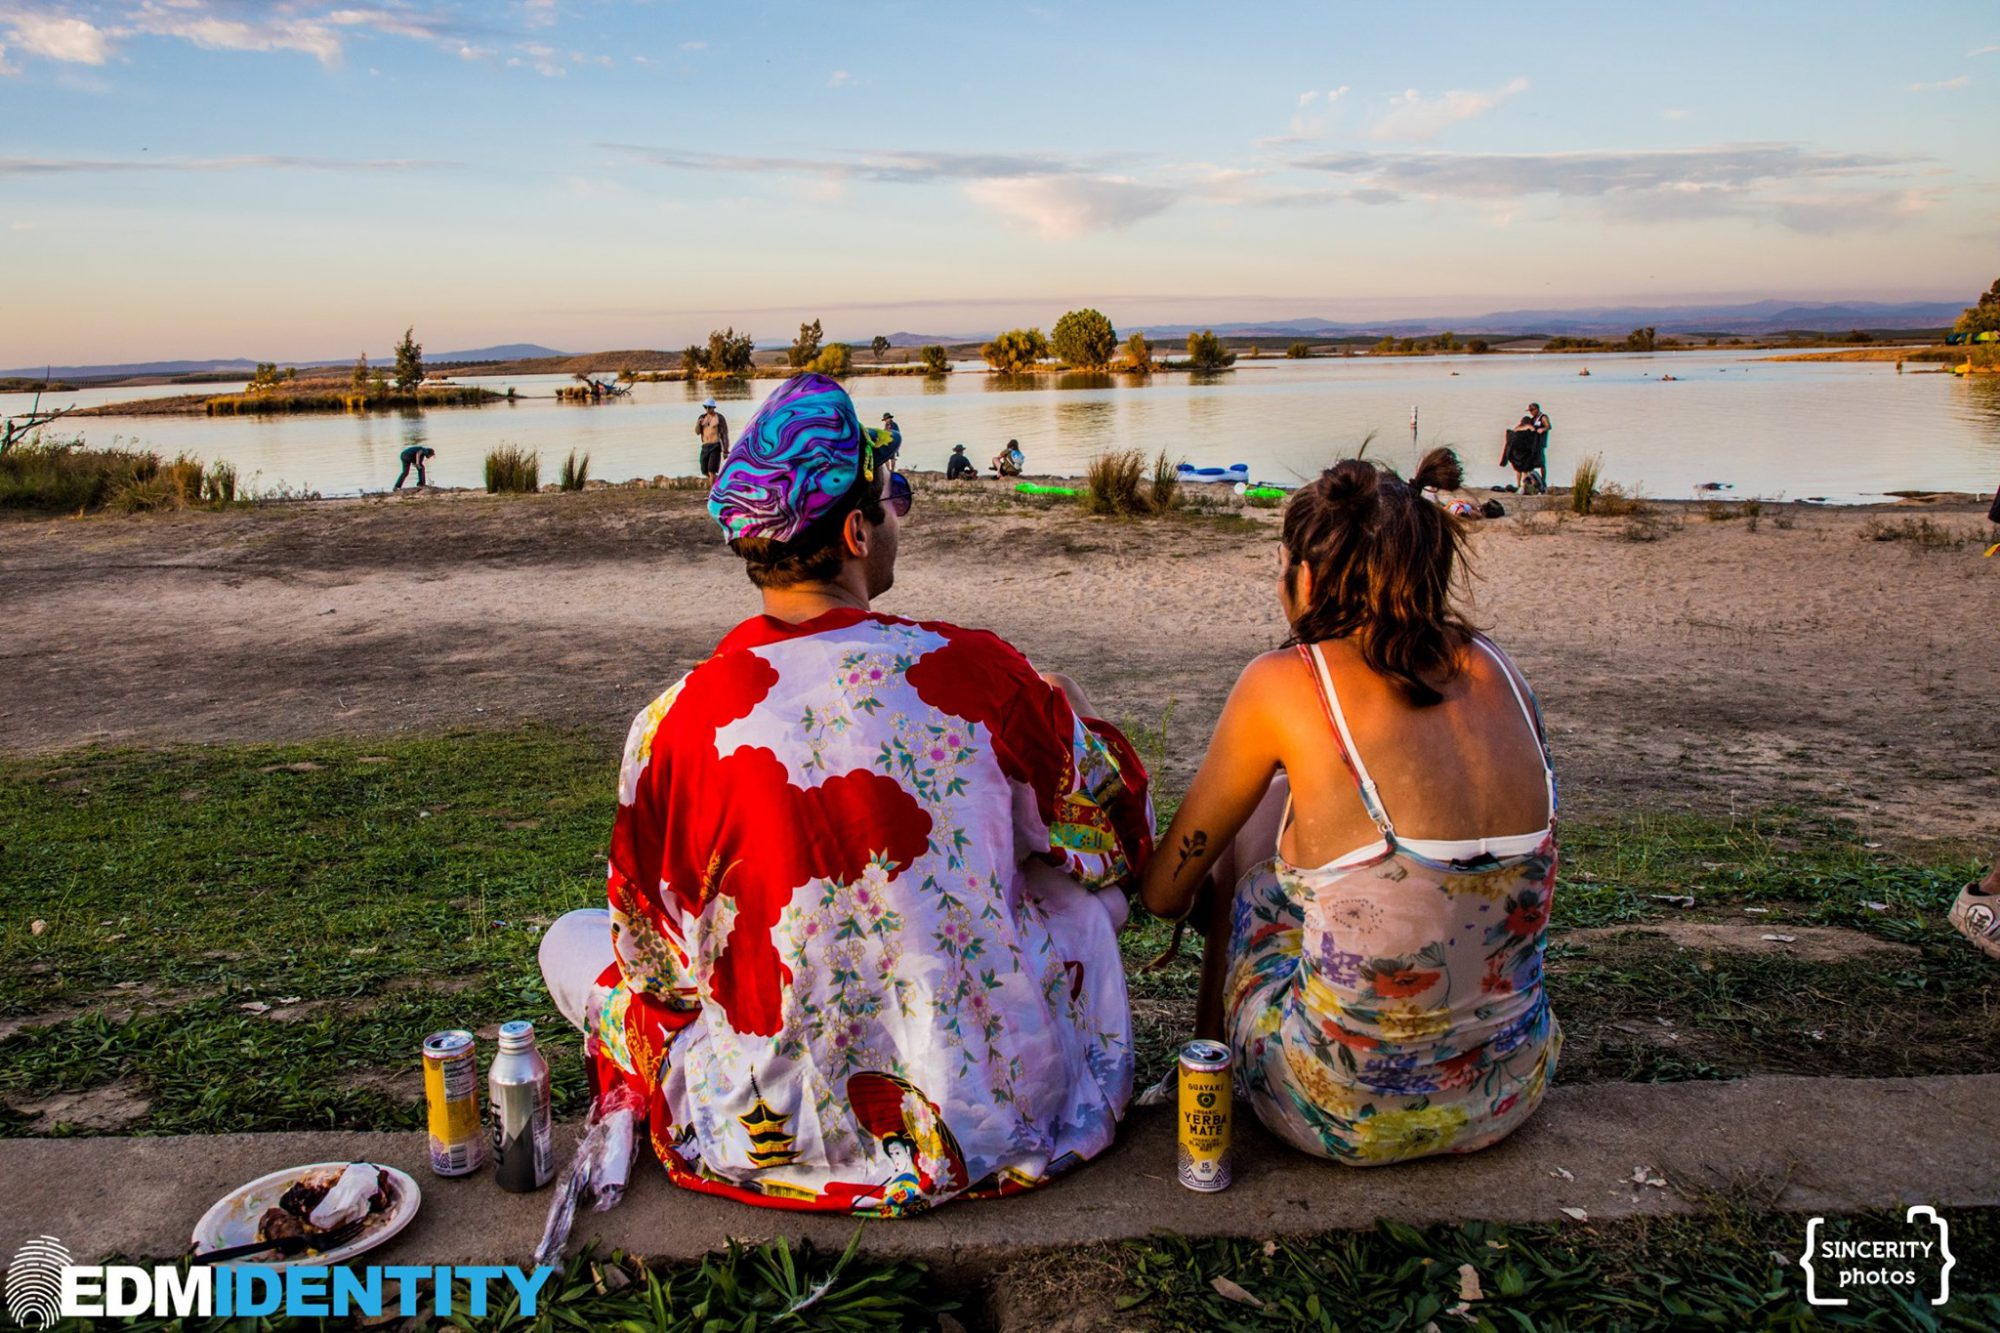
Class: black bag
1505,429,1540,470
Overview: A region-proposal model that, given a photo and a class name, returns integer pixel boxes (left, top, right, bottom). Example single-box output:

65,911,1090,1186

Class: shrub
204,460,238,504
0,438,167,513
558,449,591,492
1591,482,1650,518
394,327,424,391
810,342,852,376
982,328,1049,373
1051,308,1118,369
1125,331,1152,371
1570,454,1603,515
788,318,824,369
1186,330,1236,370
1286,342,1311,359
1857,515,1978,550
1083,449,1149,516
919,345,951,375
111,474,179,513
164,453,206,506
485,445,540,494
1148,450,1182,513
706,327,756,375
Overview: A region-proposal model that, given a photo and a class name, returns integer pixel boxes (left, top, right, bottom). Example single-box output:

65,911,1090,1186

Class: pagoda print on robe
737,1076,800,1168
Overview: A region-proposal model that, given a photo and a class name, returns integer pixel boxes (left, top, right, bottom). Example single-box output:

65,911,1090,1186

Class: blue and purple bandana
708,373,882,542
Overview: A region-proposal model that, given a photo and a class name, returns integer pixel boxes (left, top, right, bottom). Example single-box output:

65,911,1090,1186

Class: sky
2,1,1995,365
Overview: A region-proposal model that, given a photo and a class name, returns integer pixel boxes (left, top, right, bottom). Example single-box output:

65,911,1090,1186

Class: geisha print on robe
587,606,1154,1215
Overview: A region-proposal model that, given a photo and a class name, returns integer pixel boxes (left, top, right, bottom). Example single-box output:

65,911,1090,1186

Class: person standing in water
697,398,729,482
393,445,435,490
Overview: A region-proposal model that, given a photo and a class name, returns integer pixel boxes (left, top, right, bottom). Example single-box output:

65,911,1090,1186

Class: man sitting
539,373,1153,1216
946,444,978,480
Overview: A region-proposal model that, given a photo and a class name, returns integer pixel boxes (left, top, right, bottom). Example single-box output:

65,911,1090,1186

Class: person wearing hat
876,410,902,471
945,443,977,480
695,397,729,481
392,444,435,490
537,373,1154,1216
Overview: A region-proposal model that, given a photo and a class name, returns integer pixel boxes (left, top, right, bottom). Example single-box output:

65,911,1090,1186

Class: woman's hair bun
1412,447,1463,494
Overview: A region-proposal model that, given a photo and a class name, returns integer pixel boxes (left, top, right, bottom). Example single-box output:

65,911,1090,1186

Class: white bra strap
1475,637,1556,815
1308,642,1396,839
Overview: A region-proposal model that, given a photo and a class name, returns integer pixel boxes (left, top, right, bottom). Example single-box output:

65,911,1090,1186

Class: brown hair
729,471,887,589
1280,447,1475,706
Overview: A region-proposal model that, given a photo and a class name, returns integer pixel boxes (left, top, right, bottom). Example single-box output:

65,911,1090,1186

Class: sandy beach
2,483,1995,847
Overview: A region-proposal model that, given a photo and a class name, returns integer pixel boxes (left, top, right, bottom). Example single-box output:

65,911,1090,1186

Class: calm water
8,351,1998,502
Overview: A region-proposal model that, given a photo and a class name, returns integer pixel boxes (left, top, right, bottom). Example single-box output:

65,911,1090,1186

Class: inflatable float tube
1238,485,1288,502
1015,482,1079,497
1176,463,1250,483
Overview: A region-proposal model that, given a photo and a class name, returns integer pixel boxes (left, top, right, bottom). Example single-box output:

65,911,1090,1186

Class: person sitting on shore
1140,447,1559,1167
538,373,1154,1216
393,445,435,490
993,440,1025,477
946,444,978,480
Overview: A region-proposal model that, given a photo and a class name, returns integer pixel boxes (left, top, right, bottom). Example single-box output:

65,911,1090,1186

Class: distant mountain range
6,302,1966,381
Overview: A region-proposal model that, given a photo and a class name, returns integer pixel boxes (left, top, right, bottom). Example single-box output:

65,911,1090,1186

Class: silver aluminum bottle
489,1019,554,1191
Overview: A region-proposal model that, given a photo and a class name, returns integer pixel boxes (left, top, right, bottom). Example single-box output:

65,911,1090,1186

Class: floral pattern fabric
1224,639,1561,1166
587,608,1153,1215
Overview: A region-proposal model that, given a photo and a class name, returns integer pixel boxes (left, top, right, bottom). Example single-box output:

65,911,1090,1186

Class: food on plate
254,1164,394,1246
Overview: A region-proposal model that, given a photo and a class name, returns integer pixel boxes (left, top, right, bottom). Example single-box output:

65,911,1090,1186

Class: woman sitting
1140,448,1558,1166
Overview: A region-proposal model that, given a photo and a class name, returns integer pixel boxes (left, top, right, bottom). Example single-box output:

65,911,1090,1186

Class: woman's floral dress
588,608,1154,1214
1226,639,1560,1166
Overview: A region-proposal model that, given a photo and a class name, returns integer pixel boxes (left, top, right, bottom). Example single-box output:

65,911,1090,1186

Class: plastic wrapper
307,1163,382,1230
533,1087,643,1267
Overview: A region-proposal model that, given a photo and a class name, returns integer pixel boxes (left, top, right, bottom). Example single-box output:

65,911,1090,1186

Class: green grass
485,445,541,494
1115,1205,2000,1330
1,738,1991,1137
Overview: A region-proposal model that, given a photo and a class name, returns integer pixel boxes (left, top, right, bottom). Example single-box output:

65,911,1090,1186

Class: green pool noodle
1015,482,1079,496
1242,486,1287,501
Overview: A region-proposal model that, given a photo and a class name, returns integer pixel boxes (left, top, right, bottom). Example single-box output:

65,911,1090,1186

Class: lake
8,350,1998,502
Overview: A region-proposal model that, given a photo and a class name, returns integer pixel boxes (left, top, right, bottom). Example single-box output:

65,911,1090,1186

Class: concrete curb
3,1074,1994,1277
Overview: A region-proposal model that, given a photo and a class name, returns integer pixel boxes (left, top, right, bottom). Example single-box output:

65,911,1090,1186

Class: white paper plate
190,1162,421,1268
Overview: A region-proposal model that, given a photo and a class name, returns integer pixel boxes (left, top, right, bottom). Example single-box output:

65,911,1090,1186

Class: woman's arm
1139,654,1289,920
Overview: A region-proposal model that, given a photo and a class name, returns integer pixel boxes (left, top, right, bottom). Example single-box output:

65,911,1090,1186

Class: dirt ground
2,484,1995,846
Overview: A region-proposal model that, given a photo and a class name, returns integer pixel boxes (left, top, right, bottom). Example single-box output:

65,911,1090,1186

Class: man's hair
728,469,886,589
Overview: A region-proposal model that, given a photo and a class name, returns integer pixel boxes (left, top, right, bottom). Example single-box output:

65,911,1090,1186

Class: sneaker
1949,884,2000,960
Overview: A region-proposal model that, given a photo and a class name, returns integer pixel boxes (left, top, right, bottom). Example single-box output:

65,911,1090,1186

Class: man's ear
842,508,871,559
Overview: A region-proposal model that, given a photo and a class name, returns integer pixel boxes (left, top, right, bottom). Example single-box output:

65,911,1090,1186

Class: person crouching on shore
1141,447,1559,1166
539,373,1154,1215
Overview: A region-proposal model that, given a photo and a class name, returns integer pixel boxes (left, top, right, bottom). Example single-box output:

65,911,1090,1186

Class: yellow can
1176,1039,1232,1191
422,1029,487,1176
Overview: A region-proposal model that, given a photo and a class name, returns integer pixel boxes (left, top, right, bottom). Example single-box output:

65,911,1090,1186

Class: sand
1,484,1994,847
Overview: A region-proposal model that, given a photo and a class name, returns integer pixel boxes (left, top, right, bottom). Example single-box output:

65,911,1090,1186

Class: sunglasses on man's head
886,471,912,517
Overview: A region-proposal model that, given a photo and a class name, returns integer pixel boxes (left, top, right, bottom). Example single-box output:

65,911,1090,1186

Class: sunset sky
3,1,1995,364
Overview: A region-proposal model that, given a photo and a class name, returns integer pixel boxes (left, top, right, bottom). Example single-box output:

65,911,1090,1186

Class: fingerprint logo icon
5,1235,70,1331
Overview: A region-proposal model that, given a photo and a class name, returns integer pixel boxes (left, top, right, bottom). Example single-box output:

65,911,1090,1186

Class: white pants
539,908,615,1034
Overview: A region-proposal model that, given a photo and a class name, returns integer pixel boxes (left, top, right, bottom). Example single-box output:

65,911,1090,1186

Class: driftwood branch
2,376,77,454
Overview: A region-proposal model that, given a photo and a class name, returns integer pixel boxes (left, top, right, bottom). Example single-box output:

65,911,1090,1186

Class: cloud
827,68,852,89
1287,84,1350,137
1288,142,1930,233
1368,76,1528,142
2,11,112,64
0,43,14,75
1661,107,1690,120
962,175,1177,239
1968,44,1998,57
679,39,704,51
521,0,557,29
603,143,1121,183
0,153,457,174
1908,75,1969,91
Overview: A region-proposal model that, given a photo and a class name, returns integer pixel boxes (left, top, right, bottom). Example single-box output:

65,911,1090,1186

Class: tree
810,342,852,376
680,343,710,375
1624,326,1658,353
1954,278,2000,336
1843,329,1873,344
919,344,951,375
1125,331,1152,371
1187,330,1237,370
789,318,824,368
982,328,1049,373
870,335,891,363
1285,342,1311,359
248,362,283,392
1467,339,1491,355
350,354,370,392
393,327,424,391
707,327,755,375
1186,330,1236,371
1436,331,1458,351
1051,307,1118,369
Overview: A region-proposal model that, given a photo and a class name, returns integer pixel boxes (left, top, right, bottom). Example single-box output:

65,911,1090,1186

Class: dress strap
1295,643,1397,841
1473,637,1557,822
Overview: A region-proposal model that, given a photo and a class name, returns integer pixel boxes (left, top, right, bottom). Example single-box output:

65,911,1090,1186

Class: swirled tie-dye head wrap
708,373,871,542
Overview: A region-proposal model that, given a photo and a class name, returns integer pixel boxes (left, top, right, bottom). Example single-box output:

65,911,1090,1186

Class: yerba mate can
490,1020,555,1192
1177,1039,1233,1192
422,1029,487,1177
